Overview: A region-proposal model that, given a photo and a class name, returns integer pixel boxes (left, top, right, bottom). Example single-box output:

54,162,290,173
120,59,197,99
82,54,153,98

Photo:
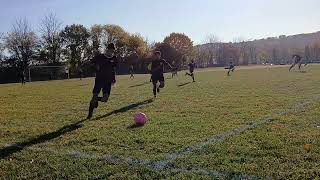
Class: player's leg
158,74,165,93
152,81,157,98
191,72,195,82
87,78,102,119
298,61,302,71
101,82,112,102
289,62,296,71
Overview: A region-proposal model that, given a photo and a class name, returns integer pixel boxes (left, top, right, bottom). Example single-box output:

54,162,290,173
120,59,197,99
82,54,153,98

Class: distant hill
196,31,320,66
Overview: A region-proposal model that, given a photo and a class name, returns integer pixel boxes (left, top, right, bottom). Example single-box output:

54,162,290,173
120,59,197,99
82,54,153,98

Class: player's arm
162,59,173,69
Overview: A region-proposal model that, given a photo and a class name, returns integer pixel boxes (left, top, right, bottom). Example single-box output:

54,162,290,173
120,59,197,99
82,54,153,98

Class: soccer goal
28,65,69,82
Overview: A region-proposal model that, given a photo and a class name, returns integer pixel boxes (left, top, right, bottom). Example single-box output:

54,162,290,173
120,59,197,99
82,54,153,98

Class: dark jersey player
226,62,235,76
185,60,195,82
129,65,134,79
87,43,117,119
151,51,172,98
289,55,302,71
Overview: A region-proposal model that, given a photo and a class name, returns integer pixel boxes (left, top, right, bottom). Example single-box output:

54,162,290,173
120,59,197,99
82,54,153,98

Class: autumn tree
102,25,129,56
60,24,90,69
163,33,193,66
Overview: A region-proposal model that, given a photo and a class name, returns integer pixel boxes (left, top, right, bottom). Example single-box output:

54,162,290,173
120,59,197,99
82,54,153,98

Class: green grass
0,65,320,179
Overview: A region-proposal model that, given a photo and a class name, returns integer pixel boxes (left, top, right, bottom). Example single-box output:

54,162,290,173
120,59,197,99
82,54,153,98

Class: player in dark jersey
226,61,235,76
171,67,178,78
151,51,172,98
185,60,195,82
289,55,302,71
129,65,134,79
87,43,118,119
19,69,26,85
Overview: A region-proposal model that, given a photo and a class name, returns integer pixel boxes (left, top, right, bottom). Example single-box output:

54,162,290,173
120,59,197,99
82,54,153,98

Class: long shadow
92,98,154,121
127,124,145,129
129,82,150,88
0,119,86,159
0,98,153,159
178,82,191,87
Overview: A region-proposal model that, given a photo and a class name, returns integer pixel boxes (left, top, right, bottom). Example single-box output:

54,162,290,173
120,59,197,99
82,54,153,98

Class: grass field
0,65,320,179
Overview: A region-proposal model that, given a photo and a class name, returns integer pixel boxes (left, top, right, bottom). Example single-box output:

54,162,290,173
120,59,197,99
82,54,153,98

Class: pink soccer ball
134,112,147,125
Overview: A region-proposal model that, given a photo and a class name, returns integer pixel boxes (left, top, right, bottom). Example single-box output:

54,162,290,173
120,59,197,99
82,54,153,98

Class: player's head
230,61,233,64
154,51,161,60
106,43,116,56
191,59,194,63
293,54,300,59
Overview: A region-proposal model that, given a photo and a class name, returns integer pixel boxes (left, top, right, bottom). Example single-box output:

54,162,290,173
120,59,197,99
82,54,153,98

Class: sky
1,0,320,44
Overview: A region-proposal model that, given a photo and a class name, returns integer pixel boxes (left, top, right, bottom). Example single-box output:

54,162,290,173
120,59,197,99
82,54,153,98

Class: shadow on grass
178,82,191,87
92,98,154,121
127,124,145,129
0,98,154,159
0,120,86,159
129,82,150,88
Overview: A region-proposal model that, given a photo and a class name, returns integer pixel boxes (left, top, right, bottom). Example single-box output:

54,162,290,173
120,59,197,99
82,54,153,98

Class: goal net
28,66,69,82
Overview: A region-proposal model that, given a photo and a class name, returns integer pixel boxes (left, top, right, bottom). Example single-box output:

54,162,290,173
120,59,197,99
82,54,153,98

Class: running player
87,43,118,119
150,51,172,98
289,54,302,71
226,61,235,76
129,65,134,79
185,60,195,82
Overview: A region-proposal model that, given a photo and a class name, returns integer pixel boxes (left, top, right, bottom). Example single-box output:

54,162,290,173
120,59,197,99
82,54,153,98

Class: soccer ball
134,112,147,125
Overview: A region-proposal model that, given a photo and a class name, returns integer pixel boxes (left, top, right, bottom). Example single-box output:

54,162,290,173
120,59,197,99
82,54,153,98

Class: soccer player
150,51,172,98
171,67,178,78
226,62,235,76
185,60,195,82
289,54,302,71
19,70,26,85
87,43,118,119
79,68,83,80
129,65,134,79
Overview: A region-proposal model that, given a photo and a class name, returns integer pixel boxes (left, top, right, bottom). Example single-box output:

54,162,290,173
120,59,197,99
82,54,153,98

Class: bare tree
5,18,38,70
198,34,221,66
0,33,6,66
233,37,249,65
39,13,63,64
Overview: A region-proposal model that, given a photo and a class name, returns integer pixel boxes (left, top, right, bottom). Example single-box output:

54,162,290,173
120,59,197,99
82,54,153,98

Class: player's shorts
92,78,112,95
151,73,164,83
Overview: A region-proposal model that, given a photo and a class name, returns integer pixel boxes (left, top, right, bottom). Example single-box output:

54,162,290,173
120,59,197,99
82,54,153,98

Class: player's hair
107,43,116,50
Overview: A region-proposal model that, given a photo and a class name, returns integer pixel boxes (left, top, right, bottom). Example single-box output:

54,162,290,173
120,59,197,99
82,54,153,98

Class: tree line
0,14,195,83
1,14,320,83
195,33,320,67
